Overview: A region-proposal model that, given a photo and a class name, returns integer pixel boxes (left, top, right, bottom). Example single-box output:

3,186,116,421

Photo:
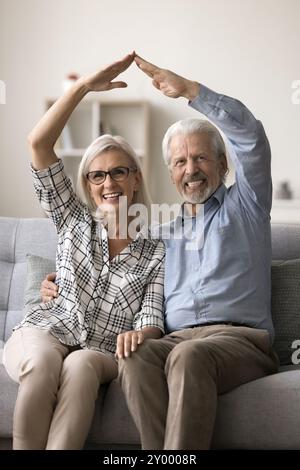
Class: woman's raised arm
28,53,134,170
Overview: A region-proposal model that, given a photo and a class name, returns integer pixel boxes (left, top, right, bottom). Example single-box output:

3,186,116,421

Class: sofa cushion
88,380,140,446
212,368,300,449
0,366,18,436
24,255,56,308
271,259,300,365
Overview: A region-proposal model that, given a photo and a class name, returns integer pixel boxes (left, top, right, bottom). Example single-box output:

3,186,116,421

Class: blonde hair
76,134,152,215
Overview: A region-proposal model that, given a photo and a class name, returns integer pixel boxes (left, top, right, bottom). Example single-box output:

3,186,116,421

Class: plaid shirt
16,160,165,358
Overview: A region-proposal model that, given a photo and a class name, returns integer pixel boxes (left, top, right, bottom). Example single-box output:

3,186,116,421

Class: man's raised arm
135,53,272,216
134,54,200,100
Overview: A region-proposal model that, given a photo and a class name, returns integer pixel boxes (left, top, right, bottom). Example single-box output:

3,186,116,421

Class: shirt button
81,331,87,341
193,265,199,271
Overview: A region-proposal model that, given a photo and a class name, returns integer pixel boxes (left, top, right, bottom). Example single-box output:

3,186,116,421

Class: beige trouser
118,324,279,450
3,327,118,450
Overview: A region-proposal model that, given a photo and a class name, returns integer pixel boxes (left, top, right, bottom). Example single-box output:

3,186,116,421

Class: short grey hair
77,134,152,214
162,118,227,166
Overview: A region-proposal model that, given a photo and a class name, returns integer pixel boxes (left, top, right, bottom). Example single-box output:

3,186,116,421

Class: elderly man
117,55,278,450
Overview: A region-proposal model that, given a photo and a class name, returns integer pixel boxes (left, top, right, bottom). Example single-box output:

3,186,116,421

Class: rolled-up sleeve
133,258,165,334
31,159,86,231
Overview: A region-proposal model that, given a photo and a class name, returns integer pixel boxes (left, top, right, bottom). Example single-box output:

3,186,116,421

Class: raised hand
83,53,135,92
134,54,200,101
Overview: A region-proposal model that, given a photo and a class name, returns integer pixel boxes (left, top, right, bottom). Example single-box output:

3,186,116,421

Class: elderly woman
3,53,165,450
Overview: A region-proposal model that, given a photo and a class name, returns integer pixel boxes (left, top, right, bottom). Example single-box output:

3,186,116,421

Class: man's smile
184,179,207,189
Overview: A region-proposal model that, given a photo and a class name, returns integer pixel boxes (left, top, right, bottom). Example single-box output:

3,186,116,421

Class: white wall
0,0,299,217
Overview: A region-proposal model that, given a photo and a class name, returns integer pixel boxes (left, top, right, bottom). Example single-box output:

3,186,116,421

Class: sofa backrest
0,218,56,342
0,217,299,344
271,223,300,260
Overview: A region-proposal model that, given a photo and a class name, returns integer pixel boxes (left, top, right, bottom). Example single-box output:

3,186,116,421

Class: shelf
57,149,87,158
57,148,145,159
272,199,300,208
47,97,150,182
271,199,300,224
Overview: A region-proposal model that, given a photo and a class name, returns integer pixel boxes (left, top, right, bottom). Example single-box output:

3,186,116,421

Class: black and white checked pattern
15,160,165,358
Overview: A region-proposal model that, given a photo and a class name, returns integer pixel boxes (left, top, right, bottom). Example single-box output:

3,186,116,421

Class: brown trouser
118,324,279,450
3,327,118,450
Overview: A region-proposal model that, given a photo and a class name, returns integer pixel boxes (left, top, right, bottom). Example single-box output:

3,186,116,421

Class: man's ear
169,167,175,184
219,154,228,177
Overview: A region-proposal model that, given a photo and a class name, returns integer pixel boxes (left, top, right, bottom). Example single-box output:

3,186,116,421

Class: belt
190,321,247,328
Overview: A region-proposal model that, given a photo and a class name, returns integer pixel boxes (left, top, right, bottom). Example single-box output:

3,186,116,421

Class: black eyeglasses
86,166,137,185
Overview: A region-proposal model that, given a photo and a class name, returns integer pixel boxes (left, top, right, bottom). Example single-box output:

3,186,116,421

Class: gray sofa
1,216,300,450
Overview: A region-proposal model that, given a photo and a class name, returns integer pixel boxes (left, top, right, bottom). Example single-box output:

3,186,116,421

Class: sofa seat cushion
212,368,300,449
0,366,18,436
88,379,140,446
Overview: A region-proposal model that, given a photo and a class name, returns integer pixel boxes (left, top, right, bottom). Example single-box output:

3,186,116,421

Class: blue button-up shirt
163,84,274,340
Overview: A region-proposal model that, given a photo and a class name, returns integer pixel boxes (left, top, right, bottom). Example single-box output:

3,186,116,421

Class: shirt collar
99,221,155,252
172,183,226,230
131,227,160,262
204,183,226,210
176,183,226,221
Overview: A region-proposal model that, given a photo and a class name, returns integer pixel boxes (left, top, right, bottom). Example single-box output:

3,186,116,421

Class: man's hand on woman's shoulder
41,272,58,303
